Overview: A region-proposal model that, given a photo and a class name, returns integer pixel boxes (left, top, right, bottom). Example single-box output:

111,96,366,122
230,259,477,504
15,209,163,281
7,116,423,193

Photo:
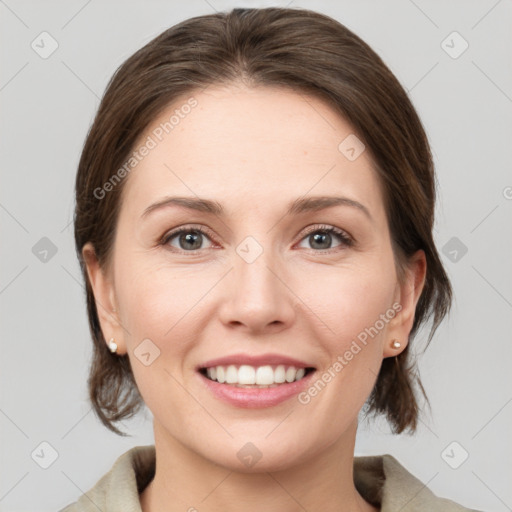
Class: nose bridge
234,234,281,302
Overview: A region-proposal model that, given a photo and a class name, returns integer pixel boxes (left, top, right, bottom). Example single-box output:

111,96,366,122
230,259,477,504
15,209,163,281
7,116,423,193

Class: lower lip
198,371,315,408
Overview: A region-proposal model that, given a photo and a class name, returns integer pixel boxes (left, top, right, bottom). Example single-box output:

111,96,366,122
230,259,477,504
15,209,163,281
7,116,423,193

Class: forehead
119,84,385,222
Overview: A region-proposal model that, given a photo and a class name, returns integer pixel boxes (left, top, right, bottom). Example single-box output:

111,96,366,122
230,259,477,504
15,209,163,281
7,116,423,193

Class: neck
140,420,377,512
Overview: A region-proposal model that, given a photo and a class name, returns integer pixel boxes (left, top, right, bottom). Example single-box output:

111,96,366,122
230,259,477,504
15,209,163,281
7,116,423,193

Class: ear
82,242,126,354
383,249,427,358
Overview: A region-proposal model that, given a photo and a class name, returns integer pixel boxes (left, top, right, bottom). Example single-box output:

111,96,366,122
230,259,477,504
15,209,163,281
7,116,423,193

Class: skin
83,83,426,512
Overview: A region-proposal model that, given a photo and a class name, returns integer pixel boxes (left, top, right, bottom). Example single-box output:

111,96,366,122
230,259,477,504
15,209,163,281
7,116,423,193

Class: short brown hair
74,7,452,436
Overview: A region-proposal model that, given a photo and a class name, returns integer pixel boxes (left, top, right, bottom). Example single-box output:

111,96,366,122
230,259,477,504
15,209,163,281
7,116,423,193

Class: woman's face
85,84,424,471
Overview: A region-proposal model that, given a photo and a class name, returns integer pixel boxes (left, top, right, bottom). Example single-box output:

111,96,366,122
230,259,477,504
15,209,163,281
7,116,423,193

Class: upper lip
197,353,315,370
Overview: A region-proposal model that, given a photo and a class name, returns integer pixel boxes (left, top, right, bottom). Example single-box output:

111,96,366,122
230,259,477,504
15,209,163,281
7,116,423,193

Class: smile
197,354,317,408
200,364,315,387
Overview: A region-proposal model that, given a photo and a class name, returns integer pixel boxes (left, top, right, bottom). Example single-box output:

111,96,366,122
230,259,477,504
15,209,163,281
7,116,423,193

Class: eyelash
159,223,354,254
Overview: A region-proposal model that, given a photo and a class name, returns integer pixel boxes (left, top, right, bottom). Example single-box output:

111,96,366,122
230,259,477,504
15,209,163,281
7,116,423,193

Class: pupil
311,232,331,249
180,231,202,250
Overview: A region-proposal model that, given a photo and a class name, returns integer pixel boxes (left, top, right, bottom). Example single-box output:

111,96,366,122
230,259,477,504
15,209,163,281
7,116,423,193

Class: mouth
199,364,316,388
196,354,317,407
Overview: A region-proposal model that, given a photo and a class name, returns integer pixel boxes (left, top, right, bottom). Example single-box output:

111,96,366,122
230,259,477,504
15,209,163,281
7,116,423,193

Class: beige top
59,445,479,511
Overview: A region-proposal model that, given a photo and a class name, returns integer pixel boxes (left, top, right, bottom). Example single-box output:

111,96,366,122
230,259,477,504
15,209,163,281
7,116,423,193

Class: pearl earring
108,338,118,353
392,339,401,349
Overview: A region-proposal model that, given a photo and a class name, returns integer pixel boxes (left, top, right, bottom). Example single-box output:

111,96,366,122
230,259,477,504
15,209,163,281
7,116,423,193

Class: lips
198,353,314,370
196,353,316,407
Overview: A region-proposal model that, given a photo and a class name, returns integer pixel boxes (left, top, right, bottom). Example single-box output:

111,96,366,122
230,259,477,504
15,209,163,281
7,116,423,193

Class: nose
217,242,297,334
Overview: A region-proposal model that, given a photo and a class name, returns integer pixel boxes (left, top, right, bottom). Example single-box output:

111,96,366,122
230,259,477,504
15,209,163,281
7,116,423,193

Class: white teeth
256,365,274,385
238,365,256,385
203,364,310,386
285,367,296,383
216,366,226,383
295,368,305,380
274,365,286,383
226,365,238,384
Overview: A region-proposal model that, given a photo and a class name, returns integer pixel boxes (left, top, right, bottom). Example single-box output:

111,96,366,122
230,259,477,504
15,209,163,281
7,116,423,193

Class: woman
62,7,479,511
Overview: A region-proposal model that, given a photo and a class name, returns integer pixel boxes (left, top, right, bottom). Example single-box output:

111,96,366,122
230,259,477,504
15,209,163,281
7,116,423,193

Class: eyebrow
141,195,372,221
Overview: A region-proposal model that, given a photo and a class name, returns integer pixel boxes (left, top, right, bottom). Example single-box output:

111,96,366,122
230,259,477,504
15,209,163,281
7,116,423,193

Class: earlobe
82,242,125,354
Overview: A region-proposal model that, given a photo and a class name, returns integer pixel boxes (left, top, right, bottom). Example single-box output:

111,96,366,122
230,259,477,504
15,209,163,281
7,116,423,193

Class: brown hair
74,7,452,436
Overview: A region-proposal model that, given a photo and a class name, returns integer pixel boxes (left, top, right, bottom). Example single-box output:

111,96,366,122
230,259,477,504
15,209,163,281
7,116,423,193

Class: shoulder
354,453,482,512
58,445,156,512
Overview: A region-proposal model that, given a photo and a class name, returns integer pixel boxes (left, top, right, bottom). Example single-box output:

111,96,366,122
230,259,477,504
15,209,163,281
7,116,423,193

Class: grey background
1,0,511,510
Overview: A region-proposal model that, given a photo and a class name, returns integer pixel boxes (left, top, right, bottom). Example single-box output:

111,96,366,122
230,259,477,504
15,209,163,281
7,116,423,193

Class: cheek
299,260,397,349
114,257,225,378
291,261,396,425
114,261,202,413
116,257,200,339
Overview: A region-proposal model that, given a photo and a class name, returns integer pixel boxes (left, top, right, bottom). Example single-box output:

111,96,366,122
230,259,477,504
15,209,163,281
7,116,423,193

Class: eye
160,223,354,253
296,224,353,251
161,225,215,252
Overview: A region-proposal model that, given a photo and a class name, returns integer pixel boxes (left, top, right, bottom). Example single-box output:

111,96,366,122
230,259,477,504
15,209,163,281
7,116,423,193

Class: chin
189,431,319,474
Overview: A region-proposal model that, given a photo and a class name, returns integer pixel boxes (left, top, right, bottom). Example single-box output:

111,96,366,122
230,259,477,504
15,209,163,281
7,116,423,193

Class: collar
62,444,476,511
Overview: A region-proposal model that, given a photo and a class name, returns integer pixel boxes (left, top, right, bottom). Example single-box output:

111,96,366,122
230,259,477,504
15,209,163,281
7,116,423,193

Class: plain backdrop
1,1,511,511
